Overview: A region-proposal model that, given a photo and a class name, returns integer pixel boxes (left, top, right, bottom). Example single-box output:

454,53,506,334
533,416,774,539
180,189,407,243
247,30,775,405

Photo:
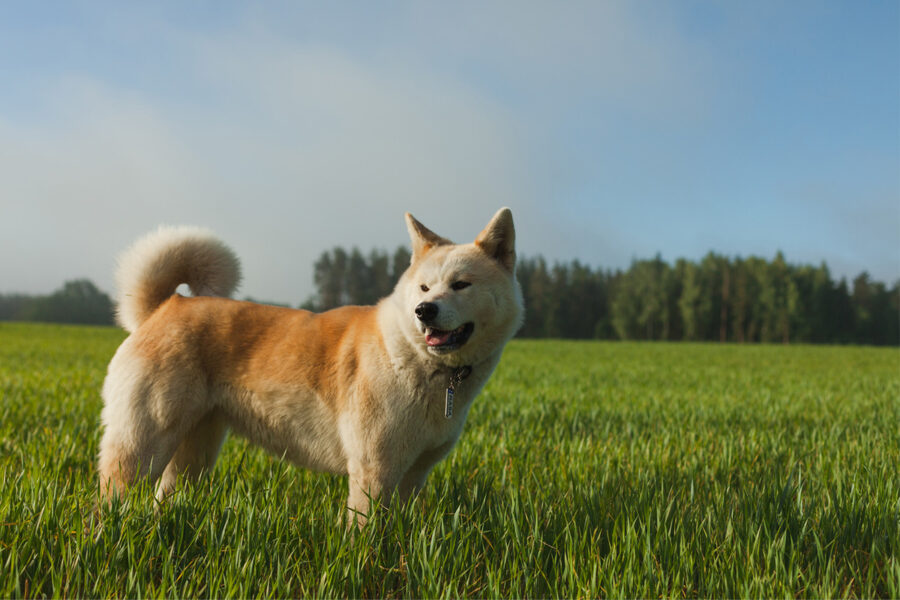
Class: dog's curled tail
114,225,241,333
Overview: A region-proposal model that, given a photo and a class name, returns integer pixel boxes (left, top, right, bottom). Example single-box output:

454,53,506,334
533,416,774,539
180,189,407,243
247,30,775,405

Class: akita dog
98,208,523,524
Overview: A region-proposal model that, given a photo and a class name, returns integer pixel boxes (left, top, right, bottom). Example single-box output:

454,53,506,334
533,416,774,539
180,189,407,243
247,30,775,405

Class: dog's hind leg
97,417,181,503
98,352,209,503
155,409,229,501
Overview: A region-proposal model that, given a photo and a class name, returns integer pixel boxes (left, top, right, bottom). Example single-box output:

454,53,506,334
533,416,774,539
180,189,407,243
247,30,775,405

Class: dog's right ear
405,213,451,261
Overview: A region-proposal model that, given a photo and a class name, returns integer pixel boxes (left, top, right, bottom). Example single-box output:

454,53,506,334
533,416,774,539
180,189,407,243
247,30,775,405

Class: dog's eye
420,284,429,292
451,281,471,291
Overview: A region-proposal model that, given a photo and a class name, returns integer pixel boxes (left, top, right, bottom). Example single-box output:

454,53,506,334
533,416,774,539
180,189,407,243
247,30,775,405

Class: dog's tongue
426,330,452,346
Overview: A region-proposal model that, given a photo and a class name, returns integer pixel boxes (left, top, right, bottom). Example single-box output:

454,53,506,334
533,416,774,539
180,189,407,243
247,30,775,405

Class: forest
304,247,899,346
2,247,897,345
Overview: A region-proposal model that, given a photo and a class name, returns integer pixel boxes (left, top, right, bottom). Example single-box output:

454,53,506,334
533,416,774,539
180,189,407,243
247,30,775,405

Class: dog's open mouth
425,322,474,352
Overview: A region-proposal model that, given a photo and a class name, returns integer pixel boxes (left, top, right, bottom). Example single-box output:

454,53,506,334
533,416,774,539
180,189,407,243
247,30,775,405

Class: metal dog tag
444,386,454,418
443,366,471,419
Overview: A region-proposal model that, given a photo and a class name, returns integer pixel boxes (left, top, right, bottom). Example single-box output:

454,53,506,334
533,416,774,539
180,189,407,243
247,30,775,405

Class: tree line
304,247,899,346
2,249,897,345
0,279,115,326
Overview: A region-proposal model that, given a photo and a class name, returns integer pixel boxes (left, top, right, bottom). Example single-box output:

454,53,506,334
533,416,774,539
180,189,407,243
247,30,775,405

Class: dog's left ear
475,207,516,272
406,213,452,261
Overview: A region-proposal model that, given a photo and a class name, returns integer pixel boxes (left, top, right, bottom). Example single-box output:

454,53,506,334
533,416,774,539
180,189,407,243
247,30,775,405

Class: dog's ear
406,213,452,261
475,207,516,272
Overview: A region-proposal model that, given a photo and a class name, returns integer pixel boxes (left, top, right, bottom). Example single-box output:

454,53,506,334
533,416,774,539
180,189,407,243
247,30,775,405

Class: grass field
0,321,898,598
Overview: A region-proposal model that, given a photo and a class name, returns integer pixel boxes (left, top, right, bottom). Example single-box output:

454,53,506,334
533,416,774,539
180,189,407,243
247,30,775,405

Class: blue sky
1,1,897,303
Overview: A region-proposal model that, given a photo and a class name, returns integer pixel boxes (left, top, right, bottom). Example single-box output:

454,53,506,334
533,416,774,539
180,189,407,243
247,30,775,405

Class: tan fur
98,209,523,525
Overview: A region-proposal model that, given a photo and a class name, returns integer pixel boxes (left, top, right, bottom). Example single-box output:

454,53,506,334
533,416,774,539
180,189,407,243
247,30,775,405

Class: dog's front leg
397,440,454,502
345,462,404,528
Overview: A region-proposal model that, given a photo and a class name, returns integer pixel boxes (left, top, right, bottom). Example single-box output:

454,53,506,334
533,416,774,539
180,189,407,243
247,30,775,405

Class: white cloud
0,77,218,291
0,25,538,303
401,1,717,120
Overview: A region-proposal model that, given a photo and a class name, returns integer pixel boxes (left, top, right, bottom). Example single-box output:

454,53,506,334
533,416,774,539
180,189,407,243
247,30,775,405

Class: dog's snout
415,302,439,323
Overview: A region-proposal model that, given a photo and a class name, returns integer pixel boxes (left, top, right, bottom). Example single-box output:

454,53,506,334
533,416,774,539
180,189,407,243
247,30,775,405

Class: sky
1,1,898,304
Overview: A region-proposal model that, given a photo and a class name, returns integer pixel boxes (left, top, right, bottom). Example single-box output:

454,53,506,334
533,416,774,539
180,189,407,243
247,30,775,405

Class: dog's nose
415,302,439,323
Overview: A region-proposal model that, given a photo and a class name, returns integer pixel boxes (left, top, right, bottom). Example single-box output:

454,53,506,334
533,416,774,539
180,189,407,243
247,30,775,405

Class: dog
98,208,523,524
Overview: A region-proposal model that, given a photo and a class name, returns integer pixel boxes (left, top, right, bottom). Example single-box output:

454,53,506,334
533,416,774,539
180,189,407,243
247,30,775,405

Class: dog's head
391,208,524,366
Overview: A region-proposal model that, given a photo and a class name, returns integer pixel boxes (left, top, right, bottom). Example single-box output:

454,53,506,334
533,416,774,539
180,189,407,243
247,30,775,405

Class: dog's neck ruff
444,365,473,419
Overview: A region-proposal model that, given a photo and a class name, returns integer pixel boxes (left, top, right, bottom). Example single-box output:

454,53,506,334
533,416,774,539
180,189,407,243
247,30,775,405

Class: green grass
1,321,898,598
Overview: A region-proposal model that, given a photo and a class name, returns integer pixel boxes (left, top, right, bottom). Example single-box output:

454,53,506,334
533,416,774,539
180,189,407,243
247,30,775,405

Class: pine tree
679,260,702,341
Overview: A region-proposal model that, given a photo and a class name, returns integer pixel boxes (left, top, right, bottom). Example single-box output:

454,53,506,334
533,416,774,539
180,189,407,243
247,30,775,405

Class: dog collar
444,365,473,419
